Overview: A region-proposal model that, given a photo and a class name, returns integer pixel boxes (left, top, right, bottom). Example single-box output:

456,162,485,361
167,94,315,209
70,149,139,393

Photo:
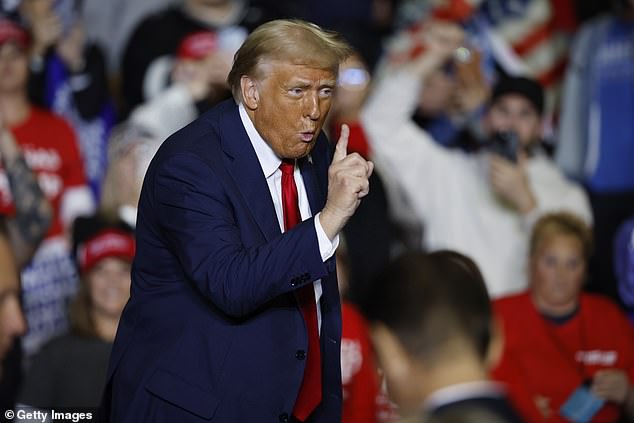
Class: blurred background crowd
0,0,633,421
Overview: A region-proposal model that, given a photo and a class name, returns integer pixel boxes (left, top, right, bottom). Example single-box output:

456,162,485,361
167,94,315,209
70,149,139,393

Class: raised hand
25,6,62,58
488,151,536,214
319,124,373,240
405,20,465,78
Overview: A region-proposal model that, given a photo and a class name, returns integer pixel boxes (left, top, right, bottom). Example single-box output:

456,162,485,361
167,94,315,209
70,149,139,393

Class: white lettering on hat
86,233,130,257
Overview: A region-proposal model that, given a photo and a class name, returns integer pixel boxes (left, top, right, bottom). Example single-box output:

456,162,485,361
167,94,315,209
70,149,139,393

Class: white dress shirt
238,104,338,331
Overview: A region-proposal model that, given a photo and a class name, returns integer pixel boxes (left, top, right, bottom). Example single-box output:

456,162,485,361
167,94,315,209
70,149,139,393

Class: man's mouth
300,131,315,142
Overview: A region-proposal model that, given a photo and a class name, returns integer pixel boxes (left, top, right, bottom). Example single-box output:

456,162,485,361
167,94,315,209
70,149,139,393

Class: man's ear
371,323,427,414
240,76,259,110
371,323,412,382
485,316,504,371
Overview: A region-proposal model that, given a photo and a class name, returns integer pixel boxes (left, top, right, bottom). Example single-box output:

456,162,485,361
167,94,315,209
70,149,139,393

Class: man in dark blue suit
100,19,373,423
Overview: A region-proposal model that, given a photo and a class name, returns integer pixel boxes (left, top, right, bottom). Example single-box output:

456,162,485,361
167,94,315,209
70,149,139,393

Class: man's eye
319,88,333,97
289,88,303,96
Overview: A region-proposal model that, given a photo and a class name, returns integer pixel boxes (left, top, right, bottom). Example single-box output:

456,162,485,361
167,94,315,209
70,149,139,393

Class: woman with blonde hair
492,212,634,422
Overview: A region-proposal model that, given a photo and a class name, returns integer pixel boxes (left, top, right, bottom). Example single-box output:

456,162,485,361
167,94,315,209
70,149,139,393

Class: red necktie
280,159,322,421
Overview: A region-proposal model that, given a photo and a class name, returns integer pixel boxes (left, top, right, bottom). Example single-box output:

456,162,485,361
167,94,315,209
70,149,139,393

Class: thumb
333,123,349,162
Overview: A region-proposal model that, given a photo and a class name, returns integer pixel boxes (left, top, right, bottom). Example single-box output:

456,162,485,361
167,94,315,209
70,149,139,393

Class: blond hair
227,19,353,102
530,212,593,260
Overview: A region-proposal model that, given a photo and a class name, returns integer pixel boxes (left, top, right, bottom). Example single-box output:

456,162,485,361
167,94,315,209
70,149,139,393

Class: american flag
392,0,578,118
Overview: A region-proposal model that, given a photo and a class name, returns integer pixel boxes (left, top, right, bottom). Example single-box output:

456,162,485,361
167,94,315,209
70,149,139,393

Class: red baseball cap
77,229,136,275
0,19,29,50
177,31,218,60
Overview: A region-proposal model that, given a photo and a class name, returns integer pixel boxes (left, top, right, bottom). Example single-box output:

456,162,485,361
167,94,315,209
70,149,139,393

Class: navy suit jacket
100,100,342,422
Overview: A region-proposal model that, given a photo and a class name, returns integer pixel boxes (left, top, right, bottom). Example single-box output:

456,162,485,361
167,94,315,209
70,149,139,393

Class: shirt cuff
314,212,339,262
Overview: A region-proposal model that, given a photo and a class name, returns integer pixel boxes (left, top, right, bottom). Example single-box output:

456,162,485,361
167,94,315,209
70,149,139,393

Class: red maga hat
177,31,218,60
0,19,29,49
77,229,135,274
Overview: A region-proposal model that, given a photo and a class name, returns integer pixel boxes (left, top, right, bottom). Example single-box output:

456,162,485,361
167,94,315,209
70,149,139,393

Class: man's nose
303,93,320,120
505,111,526,132
553,264,571,280
495,117,514,133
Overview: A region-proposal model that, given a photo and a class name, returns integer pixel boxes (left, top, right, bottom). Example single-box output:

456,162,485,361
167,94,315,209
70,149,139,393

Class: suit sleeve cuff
314,212,339,262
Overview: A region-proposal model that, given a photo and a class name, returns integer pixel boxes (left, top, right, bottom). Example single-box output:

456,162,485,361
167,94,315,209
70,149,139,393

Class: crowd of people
0,0,632,422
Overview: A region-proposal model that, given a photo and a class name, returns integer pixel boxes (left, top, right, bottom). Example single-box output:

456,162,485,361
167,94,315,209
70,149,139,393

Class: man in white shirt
362,22,591,298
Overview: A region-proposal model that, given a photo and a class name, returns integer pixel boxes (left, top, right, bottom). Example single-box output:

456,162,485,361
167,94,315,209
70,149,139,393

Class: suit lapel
219,103,281,242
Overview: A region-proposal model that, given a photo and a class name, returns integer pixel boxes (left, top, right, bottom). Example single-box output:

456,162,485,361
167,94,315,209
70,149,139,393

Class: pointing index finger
333,123,349,162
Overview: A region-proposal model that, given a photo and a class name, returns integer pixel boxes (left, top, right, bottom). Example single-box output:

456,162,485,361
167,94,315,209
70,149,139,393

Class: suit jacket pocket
145,367,220,420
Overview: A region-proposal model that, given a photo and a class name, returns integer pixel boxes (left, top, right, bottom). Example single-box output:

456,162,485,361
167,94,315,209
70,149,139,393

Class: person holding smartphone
361,21,591,299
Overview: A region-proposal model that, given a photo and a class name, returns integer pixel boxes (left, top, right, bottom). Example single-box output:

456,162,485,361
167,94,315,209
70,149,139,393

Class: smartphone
488,131,519,163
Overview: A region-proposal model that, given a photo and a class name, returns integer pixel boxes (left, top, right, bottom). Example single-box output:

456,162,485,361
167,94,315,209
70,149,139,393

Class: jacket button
278,413,289,422
295,350,306,360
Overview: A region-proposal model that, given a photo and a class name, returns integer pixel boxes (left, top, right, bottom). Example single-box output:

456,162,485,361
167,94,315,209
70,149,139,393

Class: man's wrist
314,213,339,262
517,190,537,215
318,206,346,241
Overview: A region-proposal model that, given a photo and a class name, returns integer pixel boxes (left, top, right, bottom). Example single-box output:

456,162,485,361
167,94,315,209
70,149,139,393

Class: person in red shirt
337,241,396,423
0,18,94,358
492,212,634,422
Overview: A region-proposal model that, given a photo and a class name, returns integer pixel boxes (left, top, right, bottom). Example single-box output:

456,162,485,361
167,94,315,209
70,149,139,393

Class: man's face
483,94,541,148
247,61,336,159
0,43,28,95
